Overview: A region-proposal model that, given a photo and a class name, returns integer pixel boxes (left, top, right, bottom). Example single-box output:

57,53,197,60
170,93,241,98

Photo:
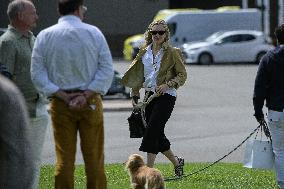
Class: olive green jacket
121,45,187,95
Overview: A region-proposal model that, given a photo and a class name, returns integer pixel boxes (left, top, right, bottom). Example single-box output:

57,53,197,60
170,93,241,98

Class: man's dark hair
275,24,284,45
58,0,84,15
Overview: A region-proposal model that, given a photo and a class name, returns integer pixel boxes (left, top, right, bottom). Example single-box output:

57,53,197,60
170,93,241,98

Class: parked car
105,70,130,98
0,28,7,36
123,34,144,60
181,30,274,64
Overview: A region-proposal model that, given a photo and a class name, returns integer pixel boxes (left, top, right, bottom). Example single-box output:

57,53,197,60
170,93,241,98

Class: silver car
181,30,274,64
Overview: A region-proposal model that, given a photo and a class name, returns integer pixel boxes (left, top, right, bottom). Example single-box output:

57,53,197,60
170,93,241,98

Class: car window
0,28,7,36
205,31,226,42
219,35,241,44
168,22,176,37
240,34,256,42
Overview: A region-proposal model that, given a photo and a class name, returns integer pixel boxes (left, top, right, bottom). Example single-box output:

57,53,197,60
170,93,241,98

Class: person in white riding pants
253,23,284,189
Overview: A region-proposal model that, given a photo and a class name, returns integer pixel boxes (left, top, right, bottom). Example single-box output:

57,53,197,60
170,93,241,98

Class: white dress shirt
31,15,113,96
142,44,176,97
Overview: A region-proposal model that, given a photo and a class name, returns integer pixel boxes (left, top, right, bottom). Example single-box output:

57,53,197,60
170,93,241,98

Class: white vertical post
264,0,270,36
279,0,284,25
242,0,248,8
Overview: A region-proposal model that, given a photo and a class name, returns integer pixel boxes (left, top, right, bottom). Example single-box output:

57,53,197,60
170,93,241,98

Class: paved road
42,61,261,165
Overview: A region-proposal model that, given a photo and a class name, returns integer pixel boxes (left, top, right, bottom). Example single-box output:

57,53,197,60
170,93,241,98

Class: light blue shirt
142,44,176,97
31,15,113,96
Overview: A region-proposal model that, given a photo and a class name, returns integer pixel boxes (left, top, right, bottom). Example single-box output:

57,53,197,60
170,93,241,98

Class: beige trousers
50,94,106,189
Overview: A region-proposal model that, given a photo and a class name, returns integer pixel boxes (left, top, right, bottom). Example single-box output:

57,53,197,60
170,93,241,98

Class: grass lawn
39,163,278,189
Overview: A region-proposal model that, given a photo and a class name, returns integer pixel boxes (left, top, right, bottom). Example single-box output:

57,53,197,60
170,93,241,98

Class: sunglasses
150,30,166,35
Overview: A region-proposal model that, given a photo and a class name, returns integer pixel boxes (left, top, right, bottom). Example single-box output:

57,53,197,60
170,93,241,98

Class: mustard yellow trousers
50,94,106,189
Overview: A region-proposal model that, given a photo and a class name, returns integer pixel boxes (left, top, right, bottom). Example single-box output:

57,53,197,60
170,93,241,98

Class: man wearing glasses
31,0,113,188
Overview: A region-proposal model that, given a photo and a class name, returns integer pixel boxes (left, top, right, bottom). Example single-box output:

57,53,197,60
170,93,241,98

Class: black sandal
174,156,184,177
176,156,184,166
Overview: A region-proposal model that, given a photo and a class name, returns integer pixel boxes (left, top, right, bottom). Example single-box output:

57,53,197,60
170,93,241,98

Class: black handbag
127,109,145,138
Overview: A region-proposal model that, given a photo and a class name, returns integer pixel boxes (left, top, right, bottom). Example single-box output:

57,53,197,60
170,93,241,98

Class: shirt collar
147,44,163,55
146,44,152,52
8,25,33,39
58,15,82,23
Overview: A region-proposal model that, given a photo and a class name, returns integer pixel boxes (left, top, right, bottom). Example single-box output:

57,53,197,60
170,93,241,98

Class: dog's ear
126,154,144,169
126,159,136,169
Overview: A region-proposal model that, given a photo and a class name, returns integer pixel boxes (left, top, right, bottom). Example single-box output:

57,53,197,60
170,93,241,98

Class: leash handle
261,121,272,142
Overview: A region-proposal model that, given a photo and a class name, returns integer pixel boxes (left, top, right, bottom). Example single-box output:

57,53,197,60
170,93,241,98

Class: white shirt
142,44,176,97
31,15,113,96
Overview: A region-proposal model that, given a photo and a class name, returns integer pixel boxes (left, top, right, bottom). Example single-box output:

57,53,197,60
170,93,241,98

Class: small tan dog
125,154,165,189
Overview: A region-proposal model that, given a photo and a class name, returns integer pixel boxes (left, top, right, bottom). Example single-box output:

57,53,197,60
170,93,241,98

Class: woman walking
122,19,187,177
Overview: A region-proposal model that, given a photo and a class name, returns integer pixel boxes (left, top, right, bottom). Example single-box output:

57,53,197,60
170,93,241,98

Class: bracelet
132,94,140,98
132,95,139,100
166,82,171,88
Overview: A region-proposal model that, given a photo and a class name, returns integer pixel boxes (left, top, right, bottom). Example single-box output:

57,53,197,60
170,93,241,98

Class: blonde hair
143,19,170,49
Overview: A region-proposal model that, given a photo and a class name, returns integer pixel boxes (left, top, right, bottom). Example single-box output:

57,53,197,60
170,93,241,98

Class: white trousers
28,102,48,189
268,110,284,189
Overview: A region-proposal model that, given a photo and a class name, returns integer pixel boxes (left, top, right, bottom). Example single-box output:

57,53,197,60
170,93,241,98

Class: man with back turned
31,0,114,188
253,24,284,189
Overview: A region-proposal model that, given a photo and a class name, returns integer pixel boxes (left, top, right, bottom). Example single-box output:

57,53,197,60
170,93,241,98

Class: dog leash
133,92,271,182
135,91,160,110
134,91,160,127
164,123,267,182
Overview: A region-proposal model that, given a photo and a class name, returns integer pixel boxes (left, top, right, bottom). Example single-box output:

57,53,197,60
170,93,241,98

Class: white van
166,9,262,47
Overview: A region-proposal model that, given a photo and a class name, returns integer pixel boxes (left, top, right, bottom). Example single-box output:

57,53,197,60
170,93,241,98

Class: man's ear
73,8,80,17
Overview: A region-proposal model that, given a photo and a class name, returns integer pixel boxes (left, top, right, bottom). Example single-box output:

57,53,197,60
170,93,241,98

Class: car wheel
123,92,131,99
198,53,213,65
255,51,266,64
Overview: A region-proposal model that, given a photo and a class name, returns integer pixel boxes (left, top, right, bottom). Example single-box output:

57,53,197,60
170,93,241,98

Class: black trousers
139,92,176,154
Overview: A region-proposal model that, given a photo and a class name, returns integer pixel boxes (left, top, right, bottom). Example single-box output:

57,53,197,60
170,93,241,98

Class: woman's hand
156,84,169,95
